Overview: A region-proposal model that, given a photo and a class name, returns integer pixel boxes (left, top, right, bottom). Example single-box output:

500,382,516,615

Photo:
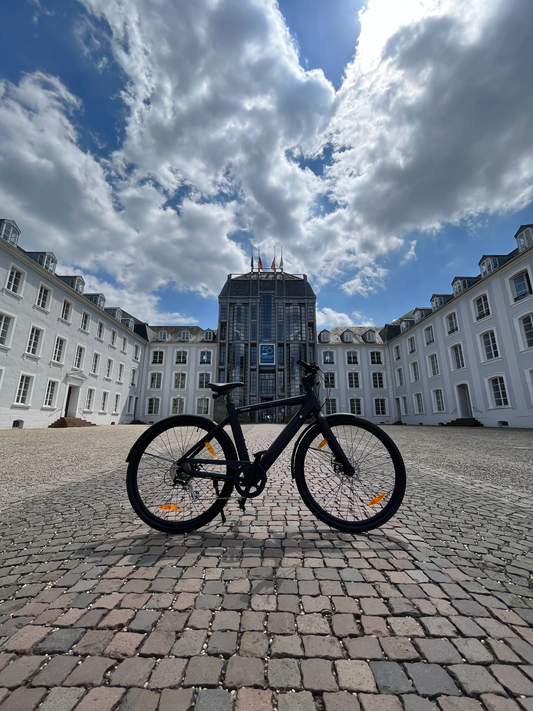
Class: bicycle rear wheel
293,414,406,533
126,416,236,534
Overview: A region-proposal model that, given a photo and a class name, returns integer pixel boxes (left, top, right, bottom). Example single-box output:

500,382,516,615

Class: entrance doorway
64,385,81,417
456,383,472,418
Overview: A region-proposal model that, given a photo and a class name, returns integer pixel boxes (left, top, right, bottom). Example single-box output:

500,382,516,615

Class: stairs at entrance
444,417,484,427
49,417,96,428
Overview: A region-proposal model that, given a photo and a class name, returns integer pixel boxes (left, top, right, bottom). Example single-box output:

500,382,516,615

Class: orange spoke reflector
159,504,180,511
205,442,216,457
367,493,387,507
317,439,328,450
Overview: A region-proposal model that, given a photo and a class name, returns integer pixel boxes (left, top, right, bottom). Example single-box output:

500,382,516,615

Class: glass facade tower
218,271,317,422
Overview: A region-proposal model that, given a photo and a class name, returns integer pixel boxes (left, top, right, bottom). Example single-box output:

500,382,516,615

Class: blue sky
1,0,532,329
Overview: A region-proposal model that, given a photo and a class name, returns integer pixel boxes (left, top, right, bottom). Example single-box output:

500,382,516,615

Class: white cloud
401,240,417,264
316,307,351,328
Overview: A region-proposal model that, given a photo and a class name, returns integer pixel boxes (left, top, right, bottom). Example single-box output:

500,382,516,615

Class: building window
425,325,435,345
408,336,416,354
133,345,140,361
204,330,213,342
372,372,384,388
118,364,124,382
200,350,212,365
475,294,490,320
517,227,533,251
175,350,187,364
482,330,499,360
152,350,164,364
451,344,465,370
414,392,424,414
26,327,42,356
131,368,137,387
158,330,168,341
197,397,209,415
122,337,128,352
97,322,105,339
323,351,334,364
0,314,12,347
411,361,420,382
85,388,95,411
61,300,72,322
52,337,66,364
91,353,100,375
102,391,109,413
342,330,353,343
490,376,509,407
172,397,184,415
113,394,120,414
321,371,334,389
446,312,458,335
80,312,90,331
348,372,360,389
370,351,382,365
174,372,186,389
347,350,358,365
396,368,404,387
325,398,337,415
350,398,362,415
150,372,162,389
401,396,408,415
521,314,533,348
181,330,190,342
44,380,57,408
74,345,84,369
106,358,113,378
110,330,117,347
199,373,211,389
374,398,386,416
127,396,134,414
320,330,330,343
15,375,32,405
6,267,23,295
394,345,401,360
429,353,439,377
37,285,50,310
434,389,445,412
148,397,160,415
511,271,532,302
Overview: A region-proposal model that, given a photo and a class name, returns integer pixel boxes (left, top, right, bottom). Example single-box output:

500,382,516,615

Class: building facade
1,218,532,429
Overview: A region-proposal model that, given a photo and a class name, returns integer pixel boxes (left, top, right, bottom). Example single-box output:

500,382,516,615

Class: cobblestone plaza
0,424,532,711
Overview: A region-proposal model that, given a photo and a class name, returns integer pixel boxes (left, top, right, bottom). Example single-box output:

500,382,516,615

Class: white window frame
181,330,191,342
158,330,168,342
485,374,510,409
411,361,420,383
204,330,213,342
60,299,73,323
320,330,330,343
80,311,90,332
516,311,533,351
394,345,401,361
118,363,124,383
348,372,360,389
105,358,114,380
401,396,408,415
198,372,211,389
346,350,358,365
0,310,15,350
36,284,51,311
374,398,387,416
372,371,384,389
175,350,188,364
407,336,416,354
100,390,109,413
149,372,163,390
349,397,362,416
370,351,383,365
396,368,404,387
152,350,164,365
196,396,209,415
173,372,186,389
127,395,134,415
5,264,25,297
479,329,500,362
85,388,95,412
424,325,435,346
43,379,59,408
171,396,185,415
414,392,424,414
91,352,101,375
113,393,120,415
74,345,85,370
323,350,335,365
450,343,465,371
473,293,491,321
110,330,117,347
446,311,459,336
133,344,140,361
433,388,445,413
199,350,212,365
121,336,128,353
325,398,337,415
131,368,138,387
509,268,533,304
97,322,105,340
14,373,33,406
52,336,66,364
26,325,44,358
428,353,440,378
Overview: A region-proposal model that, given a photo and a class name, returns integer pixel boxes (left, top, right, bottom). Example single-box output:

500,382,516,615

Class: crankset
234,463,267,498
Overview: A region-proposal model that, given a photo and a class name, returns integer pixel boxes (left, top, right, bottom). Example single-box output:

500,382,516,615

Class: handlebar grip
297,359,313,372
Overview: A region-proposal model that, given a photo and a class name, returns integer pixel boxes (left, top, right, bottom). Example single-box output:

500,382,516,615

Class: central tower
218,270,317,422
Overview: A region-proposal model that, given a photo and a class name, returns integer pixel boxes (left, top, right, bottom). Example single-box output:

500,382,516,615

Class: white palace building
1,218,532,429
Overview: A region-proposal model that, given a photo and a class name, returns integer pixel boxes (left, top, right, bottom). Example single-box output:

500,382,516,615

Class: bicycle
126,360,406,534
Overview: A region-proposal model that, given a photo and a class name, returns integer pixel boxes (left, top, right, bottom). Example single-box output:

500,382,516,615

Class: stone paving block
447,664,505,696
241,611,265,631
0,686,47,711
0,624,50,652
30,655,79,686
323,691,361,711
158,688,194,711
195,690,234,711
212,611,240,631
414,639,462,665
380,637,419,661
369,661,413,694
103,631,145,659
225,655,264,688
139,630,175,656
74,630,115,656
183,656,224,686
476,618,517,639
452,638,494,664
405,663,461,697
296,614,330,635
277,691,316,711
171,629,206,657
129,610,161,632
388,616,425,637
271,635,304,658
207,630,238,657
36,627,85,654
361,616,390,637
302,635,343,659
109,657,156,687
268,658,301,689
332,614,360,637
0,655,46,688
481,696,522,711
63,656,116,687
147,658,187,689
420,617,458,637
117,688,160,711
38,686,85,711
506,639,533,664
402,697,438,711
436,697,484,711
239,630,269,658
490,665,533,695
71,686,126,711
452,617,486,638
235,688,273,711
223,594,250,610
335,660,377,692
301,658,338,691
344,636,383,660
358,694,403,711
156,611,189,632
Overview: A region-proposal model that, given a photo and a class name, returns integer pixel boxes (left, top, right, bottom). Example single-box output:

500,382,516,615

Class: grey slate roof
320,326,386,346
147,326,217,344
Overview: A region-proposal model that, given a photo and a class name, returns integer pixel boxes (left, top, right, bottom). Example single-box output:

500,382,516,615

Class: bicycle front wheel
294,414,406,533
126,416,236,534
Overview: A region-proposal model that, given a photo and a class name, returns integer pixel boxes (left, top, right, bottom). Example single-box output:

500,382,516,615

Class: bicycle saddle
207,382,244,394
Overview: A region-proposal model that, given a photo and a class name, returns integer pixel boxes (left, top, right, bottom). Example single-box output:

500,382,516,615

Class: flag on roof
258,253,263,271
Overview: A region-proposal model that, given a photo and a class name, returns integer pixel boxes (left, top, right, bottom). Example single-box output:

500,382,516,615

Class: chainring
234,465,267,498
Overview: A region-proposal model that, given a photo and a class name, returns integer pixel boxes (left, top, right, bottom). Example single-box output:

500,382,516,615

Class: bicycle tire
293,414,406,533
126,415,236,534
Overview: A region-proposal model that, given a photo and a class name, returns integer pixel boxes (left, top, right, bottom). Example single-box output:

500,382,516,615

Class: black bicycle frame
179,373,354,479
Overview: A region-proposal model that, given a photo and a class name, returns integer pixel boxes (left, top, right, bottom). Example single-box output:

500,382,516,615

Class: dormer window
0,220,20,247
319,330,330,343
341,330,353,343
480,258,499,278
431,296,446,311
181,330,190,342
158,330,168,342
204,330,213,342
364,330,376,343
453,279,469,296
517,227,533,252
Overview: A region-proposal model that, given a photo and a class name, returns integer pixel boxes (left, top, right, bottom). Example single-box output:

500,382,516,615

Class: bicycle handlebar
296,359,320,374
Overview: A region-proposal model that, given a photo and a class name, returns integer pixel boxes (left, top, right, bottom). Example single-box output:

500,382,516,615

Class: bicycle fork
314,411,355,476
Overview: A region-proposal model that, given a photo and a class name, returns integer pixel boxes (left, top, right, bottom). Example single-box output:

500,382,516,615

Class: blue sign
259,343,276,365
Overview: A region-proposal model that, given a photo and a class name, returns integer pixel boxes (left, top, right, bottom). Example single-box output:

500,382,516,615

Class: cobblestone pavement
0,423,532,711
